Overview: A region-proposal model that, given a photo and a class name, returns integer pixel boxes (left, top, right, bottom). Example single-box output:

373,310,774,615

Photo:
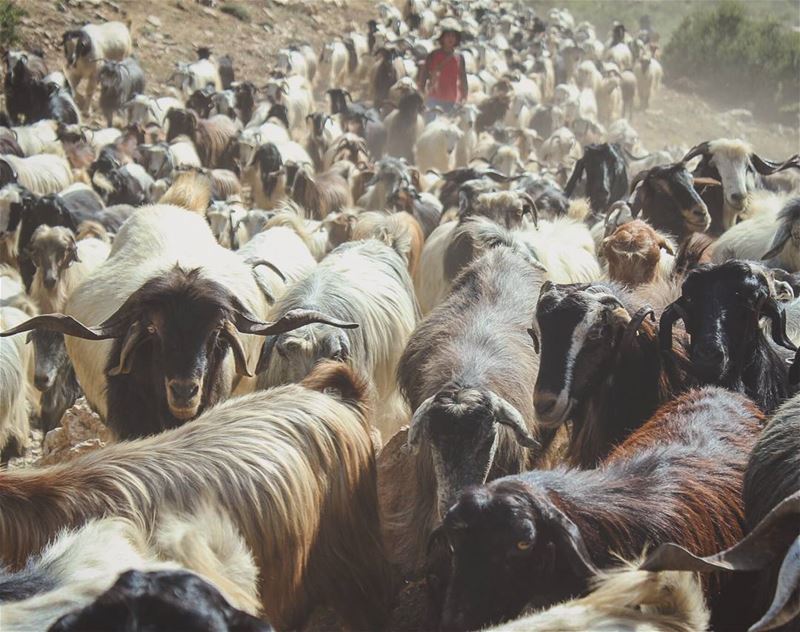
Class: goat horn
234,308,358,336
681,141,710,164
621,306,655,350
244,257,286,283
760,296,797,352
658,300,686,353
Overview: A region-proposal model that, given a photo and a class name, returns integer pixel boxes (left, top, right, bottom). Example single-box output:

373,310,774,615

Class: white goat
63,21,132,112
415,119,463,173
0,154,73,195
0,305,33,460
257,239,419,438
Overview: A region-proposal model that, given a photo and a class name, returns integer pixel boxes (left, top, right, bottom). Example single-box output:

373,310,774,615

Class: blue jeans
424,98,458,122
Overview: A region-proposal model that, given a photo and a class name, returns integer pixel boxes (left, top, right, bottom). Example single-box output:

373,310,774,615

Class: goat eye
516,540,532,551
146,324,156,335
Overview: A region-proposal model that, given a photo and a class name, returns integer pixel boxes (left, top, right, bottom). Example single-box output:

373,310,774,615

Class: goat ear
760,296,797,352
233,308,358,336
763,223,792,261
563,157,584,197
407,393,436,454
0,314,121,340
657,235,675,255
541,500,599,580
107,320,149,376
219,319,253,377
487,391,539,449
692,176,721,188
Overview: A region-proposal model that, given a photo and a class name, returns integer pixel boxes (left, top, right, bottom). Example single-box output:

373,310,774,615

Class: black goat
629,161,711,242
660,260,798,414
218,54,235,89
98,58,146,128
4,51,48,124
29,330,81,434
439,386,762,631
49,570,272,632
532,281,693,467
234,81,257,124
564,143,628,218
9,189,104,290
186,85,216,118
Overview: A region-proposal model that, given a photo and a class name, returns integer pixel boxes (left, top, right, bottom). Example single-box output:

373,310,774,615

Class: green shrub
664,0,800,121
0,0,26,49
220,3,250,22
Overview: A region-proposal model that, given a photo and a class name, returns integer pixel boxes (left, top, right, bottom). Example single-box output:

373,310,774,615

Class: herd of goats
0,1,799,631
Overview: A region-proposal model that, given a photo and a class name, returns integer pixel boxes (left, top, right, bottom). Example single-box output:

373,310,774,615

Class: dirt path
636,83,800,158
21,0,800,157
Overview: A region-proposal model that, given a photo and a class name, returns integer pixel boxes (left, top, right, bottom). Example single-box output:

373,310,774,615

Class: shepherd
417,17,469,120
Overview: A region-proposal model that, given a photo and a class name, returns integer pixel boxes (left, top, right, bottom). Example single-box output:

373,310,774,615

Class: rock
40,398,114,466
147,15,162,27
202,7,216,16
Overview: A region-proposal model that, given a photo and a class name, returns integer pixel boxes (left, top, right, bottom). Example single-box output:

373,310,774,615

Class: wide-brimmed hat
434,17,463,43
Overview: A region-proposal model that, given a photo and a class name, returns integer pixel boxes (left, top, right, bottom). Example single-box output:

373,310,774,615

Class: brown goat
0,361,393,630
439,386,762,631
324,208,423,277
601,219,675,286
166,108,239,169
392,248,556,575
291,163,352,220
159,170,213,213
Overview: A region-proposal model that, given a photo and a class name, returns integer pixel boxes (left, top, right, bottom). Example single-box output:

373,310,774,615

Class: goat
660,260,798,414
711,194,800,270
236,224,316,303
62,21,132,113
642,490,800,632
0,305,33,462
10,188,104,290
4,51,49,124
683,139,800,232
324,208,423,277
0,205,357,439
242,142,288,210
304,112,342,171
439,386,761,631
48,570,271,632
28,224,110,313
0,501,263,630
564,143,628,218
165,108,240,169
532,280,691,467
629,161,712,242
384,92,425,162
123,94,183,128
4,119,62,157
169,59,222,98
256,239,418,439
290,162,352,220
393,247,552,575
601,219,675,286
97,57,145,128
0,184,26,265
415,119,463,174
0,154,73,196
0,362,392,630
485,564,708,632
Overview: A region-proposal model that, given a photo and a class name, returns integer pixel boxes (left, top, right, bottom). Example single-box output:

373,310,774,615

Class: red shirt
422,50,467,103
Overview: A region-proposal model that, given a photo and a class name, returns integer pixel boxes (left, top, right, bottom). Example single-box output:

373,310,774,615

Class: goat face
408,387,539,520
533,282,640,426
660,261,796,383
1,266,357,435
48,569,271,632
438,480,596,631
28,224,78,290
631,162,710,234
567,143,627,215
30,329,69,392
